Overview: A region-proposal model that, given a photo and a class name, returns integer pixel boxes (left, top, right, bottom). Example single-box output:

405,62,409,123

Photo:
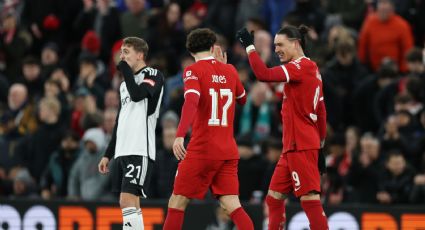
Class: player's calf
266,190,287,230
300,192,328,230
219,195,254,230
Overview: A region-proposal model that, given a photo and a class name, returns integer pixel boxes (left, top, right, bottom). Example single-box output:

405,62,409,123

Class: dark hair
62,130,80,142
186,28,217,54
23,56,40,66
386,149,404,162
406,47,423,63
277,25,310,51
123,37,149,59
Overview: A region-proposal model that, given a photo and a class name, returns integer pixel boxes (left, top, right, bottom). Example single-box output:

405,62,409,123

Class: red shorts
173,158,239,200
269,150,321,197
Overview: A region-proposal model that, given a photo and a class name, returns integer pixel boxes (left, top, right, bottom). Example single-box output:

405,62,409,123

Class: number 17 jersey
182,57,246,160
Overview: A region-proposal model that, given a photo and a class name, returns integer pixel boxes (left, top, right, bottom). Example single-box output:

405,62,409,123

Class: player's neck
292,52,305,61
193,51,213,62
133,62,147,74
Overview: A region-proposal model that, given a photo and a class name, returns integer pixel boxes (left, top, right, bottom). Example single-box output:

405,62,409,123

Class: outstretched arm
236,28,288,82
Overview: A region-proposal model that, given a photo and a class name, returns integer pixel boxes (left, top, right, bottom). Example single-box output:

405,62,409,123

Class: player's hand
98,157,110,174
213,45,227,64
117,60,133,78
173,137,186,160
236,28,254,49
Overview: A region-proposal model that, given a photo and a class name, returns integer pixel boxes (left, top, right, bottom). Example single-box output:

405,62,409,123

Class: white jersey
105,66,164,161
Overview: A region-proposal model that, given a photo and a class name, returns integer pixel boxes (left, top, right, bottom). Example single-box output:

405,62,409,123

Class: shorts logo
294,186,301,192
130,178,137,184
186,71,192,76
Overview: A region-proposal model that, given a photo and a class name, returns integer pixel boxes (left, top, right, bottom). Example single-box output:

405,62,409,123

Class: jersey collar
199,56,215,61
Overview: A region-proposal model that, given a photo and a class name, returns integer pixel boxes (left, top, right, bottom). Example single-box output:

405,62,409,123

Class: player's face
119,44,144,71
274,34,296,63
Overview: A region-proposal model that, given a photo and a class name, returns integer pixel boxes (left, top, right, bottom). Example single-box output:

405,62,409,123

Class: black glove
318,148,327,175
236,28,254,49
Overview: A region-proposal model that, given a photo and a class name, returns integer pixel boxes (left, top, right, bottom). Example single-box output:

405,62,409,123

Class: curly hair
186,28,217,54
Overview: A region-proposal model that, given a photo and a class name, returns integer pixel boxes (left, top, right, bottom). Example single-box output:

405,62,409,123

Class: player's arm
236,28,288,82
103,99,121,160
118,61,164,102
176,67,201,137
176,92,200,137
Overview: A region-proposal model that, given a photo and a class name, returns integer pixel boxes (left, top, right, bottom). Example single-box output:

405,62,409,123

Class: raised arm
236,28,289,82
118,61,164,102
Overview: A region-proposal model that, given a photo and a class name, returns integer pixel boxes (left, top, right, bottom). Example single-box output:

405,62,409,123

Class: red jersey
247,52,327,153
280,57,324,152
182,57,246,160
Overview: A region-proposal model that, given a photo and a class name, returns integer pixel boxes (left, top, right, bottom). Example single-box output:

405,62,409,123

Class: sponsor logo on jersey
184,76,198,82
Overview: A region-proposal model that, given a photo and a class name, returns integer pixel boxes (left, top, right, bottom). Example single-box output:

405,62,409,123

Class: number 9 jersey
182,57,246,160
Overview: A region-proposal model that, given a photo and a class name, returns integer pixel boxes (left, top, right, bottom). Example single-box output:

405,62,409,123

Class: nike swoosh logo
295,186,301,191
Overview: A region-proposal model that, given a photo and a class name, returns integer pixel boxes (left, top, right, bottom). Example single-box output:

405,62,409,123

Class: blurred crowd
0,0,425,207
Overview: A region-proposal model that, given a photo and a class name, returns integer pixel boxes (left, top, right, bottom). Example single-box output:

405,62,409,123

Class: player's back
183,58,243,160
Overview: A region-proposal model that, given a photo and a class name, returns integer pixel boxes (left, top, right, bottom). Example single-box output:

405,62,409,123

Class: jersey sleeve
280,61,304,83
141,68,164,97
247,51,288,82
182,66,201,98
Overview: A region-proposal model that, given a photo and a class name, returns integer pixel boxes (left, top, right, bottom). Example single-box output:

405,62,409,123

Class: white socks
122,207,144,229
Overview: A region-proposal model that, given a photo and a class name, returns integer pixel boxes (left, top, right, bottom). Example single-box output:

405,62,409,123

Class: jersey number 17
208,88,232,127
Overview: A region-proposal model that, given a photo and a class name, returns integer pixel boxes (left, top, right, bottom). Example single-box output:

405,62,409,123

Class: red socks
265,195,286,230
301,200,328,230
229,207,254,230
163,208,185,230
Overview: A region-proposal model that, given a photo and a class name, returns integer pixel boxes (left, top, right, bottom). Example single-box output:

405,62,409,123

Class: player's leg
120,193,143,230
163,194,191,230
218,195,254,230
212,160,254,230
288,150,328,230
267,154,292,230
163,158,212,230
117,156,153,230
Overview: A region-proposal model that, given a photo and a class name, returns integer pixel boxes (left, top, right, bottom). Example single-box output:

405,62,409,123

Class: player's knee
300,191,320,201
119,192,139,208
168,194,190,210
268,190,287,200
218,195,241,213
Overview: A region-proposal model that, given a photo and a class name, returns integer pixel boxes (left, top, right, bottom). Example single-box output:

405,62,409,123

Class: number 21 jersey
182,57,246,160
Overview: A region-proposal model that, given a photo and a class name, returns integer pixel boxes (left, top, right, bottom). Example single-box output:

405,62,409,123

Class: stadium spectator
377,151,415,204
14,96,65,183
120,0,150,38
347,133,382,203
68,127,110,200
18,56,43,100
40,131,81,199
358,0,414,72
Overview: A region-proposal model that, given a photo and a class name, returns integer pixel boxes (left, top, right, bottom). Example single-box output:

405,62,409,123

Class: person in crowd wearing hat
68,127,111,200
